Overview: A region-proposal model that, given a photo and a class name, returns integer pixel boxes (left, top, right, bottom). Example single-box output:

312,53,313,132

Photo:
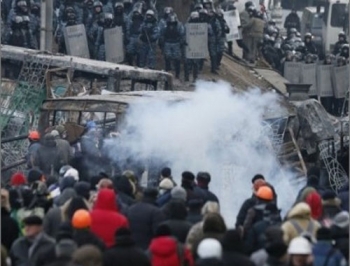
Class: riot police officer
21,15,37,49
94,12,115,61
125,8,143,66
139,9,159,69
56,8,77,53
207,8,221,73
216,8,229,68
303,32,317,55
333,31,348,55
159,7,174,33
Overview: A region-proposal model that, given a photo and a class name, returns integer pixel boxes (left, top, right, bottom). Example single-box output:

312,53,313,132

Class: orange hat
256,186,273,201
28,131,40,141
72,209,91,229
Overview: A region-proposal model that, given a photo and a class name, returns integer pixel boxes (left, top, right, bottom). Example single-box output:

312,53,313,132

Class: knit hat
10,172,27,186
159,178,174,190
74,182,91,200
23,215,43,226
171,187,187,201
161,167,171,178
333,211,349,229
27,169,43,184
64,168,79,181
155,224,172,237
316,227,332,241
197,238,223,259
252,174,265,184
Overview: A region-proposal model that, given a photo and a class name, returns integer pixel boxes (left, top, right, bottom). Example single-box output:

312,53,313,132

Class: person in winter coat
148,224,194,266
114,175,136,207
240,1,254,61
159,199,192,243
51,130,73,165
320,190,342,226
181,171,207,204
333,31,348,55
243,186,275,235
250,226,285,266
103,227,150,266
127,188,166,249
10,215,55,266
312,227,347,266
90,189,129,247
196,172,219,203
236,174,266,229
33,133,66,176
125,8,143,66
221,229,254,266
331,211,349,261
162,186,187,219
247,10,265,64
156,178,175,207
186,201,220,250
305,191,322,220
284,9,300,32
191,213,227,260
71,209,106,251
187,198,205,225
196,238,224,266
44,195,90,238
1,189,20,251
159,167,177,186
264,241,288,266
281,202,320,245
338,182,349,211
245,202,282,254
72,245,103,266
26,131,41,168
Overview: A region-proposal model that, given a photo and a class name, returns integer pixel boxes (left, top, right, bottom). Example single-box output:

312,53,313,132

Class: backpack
290,219,315,240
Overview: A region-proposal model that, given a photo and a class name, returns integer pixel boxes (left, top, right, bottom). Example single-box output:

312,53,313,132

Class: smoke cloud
105,80,303,226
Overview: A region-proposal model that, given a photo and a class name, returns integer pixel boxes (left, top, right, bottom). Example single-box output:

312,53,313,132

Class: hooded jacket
90,189,129,248
236,195,257,227
281,203,320,244
148,236,194,266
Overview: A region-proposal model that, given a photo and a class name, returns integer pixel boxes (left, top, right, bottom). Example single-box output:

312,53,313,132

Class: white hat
64,168,79,181
159,178,174,190
333,211,349,229
197,238,222,259
51,130,60,137
288,237,312,255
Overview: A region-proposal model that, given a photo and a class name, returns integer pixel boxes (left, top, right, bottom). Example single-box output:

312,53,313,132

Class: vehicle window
331,3,346,27
323,2,330,24
312,15,323,28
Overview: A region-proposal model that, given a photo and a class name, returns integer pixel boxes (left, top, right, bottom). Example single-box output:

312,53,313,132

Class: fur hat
159,178,174,190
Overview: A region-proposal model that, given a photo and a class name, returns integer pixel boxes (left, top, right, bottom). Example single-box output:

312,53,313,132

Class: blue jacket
312,241,347,266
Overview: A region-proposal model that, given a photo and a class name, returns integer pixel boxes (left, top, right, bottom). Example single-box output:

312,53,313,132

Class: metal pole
40,0,47,50
45,0,53,52
348,0,350,180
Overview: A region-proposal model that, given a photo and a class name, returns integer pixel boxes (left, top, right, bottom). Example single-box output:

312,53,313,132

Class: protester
287,236,313,266
196,238,224,266
196,172,219,203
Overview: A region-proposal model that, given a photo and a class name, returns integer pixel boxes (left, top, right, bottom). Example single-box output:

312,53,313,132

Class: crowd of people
1,122,350,266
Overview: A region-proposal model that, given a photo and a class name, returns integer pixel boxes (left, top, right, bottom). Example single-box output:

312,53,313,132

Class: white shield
301,63,317,96
185,23,209,59
224,10,241,41
331,65,349,99
317,65,333,97
104,27,124,63
64,24,90,58
284,62,301,84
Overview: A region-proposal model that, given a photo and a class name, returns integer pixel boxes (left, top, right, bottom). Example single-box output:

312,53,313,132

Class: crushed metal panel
64,24,90,58
300,63,317,96
185,23,209,59
104,27,124,63
331,65,349,99
224,10,241,41
284,62,301,84
317,65,334,97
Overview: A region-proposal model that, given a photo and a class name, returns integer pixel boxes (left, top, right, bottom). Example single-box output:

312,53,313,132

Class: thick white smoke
105,80,303,226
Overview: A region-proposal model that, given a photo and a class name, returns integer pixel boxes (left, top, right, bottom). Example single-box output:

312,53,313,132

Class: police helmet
123,0,132,4
17,1,27,7
22,15,30,22
337,56,346,66
114,2,123,8
304,53,314,63
296,32,301,37
65,5,75,13
13,15,23,23
146,9,155,17
104,12,113,20
67,12,76,20
199,8,208,14
289,28,297,34
93,1,102,7
190,11,199,19
227,3,236,11
339,31,346,38
164,6,173,14
216,8,224,16
202,0,213,4
264,34,271,41
304,32,312,38
283,43,293,51
194,3,203,10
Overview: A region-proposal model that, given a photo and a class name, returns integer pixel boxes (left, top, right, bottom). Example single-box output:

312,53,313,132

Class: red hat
10,172,27,186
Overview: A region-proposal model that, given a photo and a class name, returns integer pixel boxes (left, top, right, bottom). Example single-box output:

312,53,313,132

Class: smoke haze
105,80,303,226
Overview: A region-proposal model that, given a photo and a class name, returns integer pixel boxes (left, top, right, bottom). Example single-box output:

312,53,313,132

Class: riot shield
331,65,349,99
185,23,209,59
224,10,241,41
64,24,90,58
300,63,317,96
104,26,124,63
317,65,333,97
284,62,301,84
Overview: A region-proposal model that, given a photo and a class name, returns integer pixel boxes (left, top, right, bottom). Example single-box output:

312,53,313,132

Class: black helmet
339,31,346,38
167,14,177,23
245,1,253,9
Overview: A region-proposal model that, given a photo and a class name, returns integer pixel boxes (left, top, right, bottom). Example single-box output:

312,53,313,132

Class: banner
104,27,124,63
331,65,349,99
284,62,301,84
301,63,317,96
317,65,333,97
64,24,90,58
224,10,241,41
185,23,208,59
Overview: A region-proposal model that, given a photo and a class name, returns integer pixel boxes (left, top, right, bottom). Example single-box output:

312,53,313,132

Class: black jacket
196,258,224,266
223,251,255,266
127,198,166,250
236,196,257,227
331,225,349,261
73,229,106,251
284,13,300,32
103,234,151,266
197,185,219,203
1,207,20,251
